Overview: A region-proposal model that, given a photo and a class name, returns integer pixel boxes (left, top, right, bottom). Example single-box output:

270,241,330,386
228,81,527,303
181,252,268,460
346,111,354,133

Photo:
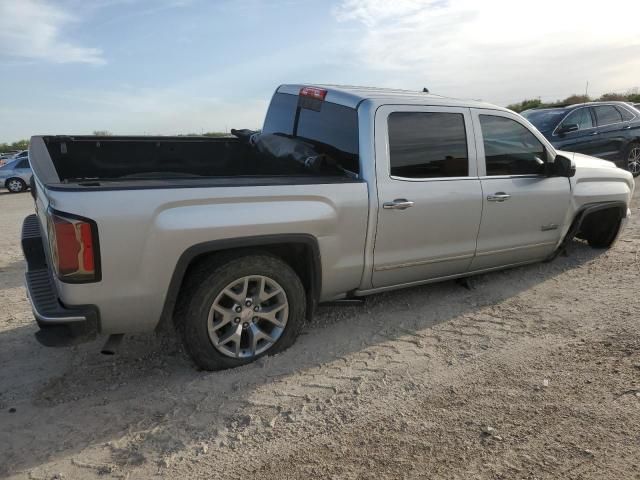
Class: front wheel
5,178,26,193
626,142,640,177
178,254,306,371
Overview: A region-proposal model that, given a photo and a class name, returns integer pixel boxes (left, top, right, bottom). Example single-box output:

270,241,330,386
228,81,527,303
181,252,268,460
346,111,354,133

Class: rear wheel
626,142,640,177
5,178,26,193
178,253,306,371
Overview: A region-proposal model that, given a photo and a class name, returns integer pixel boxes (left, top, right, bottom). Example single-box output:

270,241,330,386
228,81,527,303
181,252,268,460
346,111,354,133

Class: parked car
0,156,32,192
23,84,634,370
0,151,19,165
521,102,640,177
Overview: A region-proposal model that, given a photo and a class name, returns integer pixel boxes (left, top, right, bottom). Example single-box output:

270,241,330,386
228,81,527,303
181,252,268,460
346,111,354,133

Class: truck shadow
0,259,27,290
0,240,605,476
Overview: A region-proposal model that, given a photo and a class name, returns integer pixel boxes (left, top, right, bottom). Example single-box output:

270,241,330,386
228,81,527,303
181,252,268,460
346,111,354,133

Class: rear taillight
47,210,100,283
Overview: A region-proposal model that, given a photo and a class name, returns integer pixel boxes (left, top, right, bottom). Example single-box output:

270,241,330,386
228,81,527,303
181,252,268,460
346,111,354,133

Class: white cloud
333,0,640,104
0,0,105,64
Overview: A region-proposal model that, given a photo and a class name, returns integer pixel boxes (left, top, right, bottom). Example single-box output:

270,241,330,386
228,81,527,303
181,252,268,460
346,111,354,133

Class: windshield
0,159,18,169
521,109,567,132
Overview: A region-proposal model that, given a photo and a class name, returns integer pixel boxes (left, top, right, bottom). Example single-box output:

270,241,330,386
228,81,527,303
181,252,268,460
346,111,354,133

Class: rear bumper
21,214,98,347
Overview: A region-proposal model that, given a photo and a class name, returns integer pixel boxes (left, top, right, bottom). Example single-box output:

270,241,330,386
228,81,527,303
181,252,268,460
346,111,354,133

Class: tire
625,142,640,177
5,178,26,193
583,213,621,249
177,253,306,371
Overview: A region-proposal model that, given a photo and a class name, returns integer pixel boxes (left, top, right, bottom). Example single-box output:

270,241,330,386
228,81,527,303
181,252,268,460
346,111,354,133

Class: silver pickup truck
23,85,634,370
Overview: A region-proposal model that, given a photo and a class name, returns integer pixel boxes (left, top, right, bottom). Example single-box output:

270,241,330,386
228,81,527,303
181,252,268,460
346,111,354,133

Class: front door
470,109,571,271
553,107,600,156
372,106,483,288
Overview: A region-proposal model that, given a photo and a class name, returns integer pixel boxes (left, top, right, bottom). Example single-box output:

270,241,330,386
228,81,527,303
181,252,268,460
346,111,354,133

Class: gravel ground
1,182,639,480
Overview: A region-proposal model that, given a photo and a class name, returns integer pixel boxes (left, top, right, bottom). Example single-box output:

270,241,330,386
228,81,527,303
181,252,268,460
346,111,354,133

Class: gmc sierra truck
23,84,634,370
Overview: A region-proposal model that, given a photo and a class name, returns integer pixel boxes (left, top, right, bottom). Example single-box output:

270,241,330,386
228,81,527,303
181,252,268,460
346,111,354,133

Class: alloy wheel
7,179,24,192
207,275,288,359
628,146,640,176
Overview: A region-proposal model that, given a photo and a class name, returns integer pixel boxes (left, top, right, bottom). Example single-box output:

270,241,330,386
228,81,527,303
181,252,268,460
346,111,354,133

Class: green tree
506,98,543,113
0,139,29,154
597,92,626,101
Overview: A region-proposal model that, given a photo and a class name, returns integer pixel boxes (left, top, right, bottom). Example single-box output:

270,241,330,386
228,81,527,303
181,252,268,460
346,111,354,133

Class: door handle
383,198,415,210
623,125,631,130
590,131,599,136
487,192,511,202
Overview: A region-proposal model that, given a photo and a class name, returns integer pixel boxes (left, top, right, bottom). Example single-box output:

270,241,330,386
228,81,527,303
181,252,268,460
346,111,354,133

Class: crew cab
23,85,634,370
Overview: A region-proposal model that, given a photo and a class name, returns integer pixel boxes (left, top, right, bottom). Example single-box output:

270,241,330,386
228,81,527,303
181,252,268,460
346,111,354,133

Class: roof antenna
422,87,429,93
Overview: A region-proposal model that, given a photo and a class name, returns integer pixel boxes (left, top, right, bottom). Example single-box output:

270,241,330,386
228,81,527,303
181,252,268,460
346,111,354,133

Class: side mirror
551,154,576,177
557,123,579,135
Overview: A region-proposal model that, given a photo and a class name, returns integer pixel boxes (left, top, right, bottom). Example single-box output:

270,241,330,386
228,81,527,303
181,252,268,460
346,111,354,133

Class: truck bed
38,135,354,187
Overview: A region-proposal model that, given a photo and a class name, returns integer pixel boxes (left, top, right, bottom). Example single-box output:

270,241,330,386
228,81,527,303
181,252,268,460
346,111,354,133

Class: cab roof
277,84,508,112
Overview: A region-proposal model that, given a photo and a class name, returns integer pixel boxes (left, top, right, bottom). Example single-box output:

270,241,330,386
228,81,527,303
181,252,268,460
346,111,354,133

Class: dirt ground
1,183,639,480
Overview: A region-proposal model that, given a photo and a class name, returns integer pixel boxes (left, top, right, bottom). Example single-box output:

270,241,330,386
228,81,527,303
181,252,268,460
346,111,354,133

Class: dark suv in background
521,102,640,177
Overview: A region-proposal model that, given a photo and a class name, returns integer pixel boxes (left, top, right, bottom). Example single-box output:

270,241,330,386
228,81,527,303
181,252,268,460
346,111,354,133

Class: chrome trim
541,223,559,231
383,199,414,210
390,175,477,182
479,174,544,180
475,241,558,257
487,193,511,202
374,252,475,272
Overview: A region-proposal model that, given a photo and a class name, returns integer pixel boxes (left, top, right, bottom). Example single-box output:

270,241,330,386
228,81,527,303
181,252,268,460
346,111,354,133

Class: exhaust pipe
101,334,124,355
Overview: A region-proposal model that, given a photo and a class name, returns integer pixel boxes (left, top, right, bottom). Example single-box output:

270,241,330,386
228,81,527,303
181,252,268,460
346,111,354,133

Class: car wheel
178,253,306,371
626,142,640,177
581,209,622,249
5,178,26,193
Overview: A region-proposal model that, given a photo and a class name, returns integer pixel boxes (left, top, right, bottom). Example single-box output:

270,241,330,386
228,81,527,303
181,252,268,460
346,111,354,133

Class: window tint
16,159,29,169
617,106,635,122
479,115,546,176
559,108,593,131
388,112,468,178
520,109,566,132
594,105,623,126
263,92,359,173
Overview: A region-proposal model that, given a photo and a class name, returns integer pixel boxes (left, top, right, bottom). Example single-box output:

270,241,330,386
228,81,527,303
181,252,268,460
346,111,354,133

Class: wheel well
5,177,25,186
157,236,321,332
578,205,624,239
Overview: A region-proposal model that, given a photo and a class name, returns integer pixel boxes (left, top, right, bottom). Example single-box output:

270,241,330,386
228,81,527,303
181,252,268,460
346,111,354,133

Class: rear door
372,106,483,287
592,104,627,161
470,109,571,271
15,158,33,182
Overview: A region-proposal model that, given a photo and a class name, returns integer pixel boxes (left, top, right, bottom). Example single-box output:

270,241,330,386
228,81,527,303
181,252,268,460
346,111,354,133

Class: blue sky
1,0,639,142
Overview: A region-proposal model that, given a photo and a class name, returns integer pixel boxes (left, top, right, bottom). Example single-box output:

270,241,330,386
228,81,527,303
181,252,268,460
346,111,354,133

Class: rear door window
388,112,469,178
617,106,635,122
594,105,623,126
